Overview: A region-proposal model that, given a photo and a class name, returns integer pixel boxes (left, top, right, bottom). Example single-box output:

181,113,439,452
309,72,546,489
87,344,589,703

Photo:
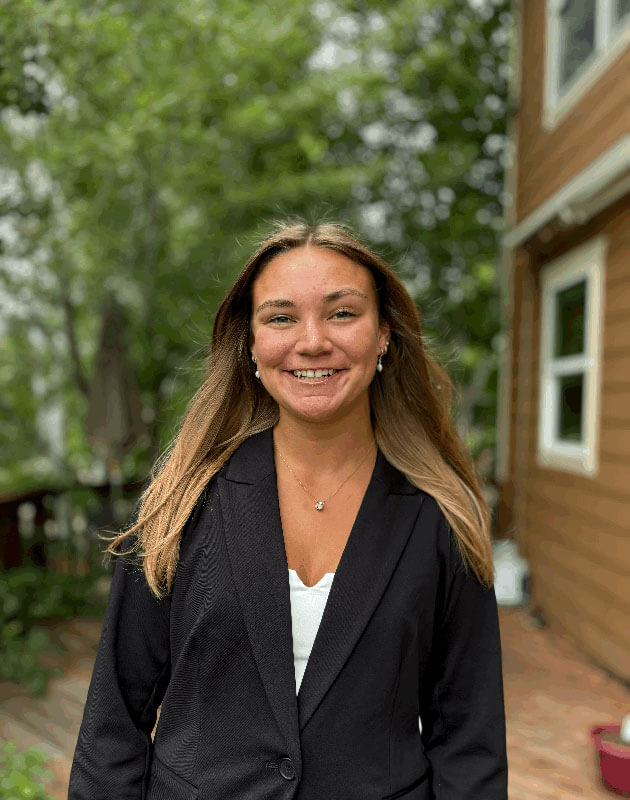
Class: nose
295,317,332,355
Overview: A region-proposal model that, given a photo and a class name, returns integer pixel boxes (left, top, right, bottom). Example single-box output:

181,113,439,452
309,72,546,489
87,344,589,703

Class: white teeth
292,369,337,379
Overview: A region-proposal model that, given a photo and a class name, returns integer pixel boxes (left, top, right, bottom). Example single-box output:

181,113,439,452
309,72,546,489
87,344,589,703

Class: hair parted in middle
103,216,494,599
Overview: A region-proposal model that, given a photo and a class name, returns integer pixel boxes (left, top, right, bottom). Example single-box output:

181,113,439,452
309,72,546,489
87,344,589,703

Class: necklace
275,439,376,511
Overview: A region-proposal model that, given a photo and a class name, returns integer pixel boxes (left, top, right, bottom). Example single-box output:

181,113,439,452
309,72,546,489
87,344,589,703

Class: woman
69,218,508,800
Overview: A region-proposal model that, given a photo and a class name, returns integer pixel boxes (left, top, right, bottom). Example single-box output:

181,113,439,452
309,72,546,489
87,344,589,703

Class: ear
378,320,391,351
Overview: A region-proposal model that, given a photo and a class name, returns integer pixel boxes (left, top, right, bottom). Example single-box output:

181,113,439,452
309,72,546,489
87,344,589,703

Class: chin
291,406,341,423
276,398,339,421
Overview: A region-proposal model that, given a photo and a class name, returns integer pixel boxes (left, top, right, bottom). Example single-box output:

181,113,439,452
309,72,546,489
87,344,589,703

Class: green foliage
0,625,56,698
0,567,108,695
1,0,513,491
0,741,55,800
0,566,107,629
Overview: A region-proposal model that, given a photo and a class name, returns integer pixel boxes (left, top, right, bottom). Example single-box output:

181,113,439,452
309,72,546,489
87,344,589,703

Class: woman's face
249,245,390,426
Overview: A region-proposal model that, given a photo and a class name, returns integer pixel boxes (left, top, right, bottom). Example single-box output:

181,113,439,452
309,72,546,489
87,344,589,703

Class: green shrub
0,567,109,695
0,741,56,800
0,567,108,631
0,626,59,697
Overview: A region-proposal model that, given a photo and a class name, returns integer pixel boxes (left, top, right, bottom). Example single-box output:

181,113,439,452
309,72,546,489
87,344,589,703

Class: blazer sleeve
419,515,508,800
68,525,171,800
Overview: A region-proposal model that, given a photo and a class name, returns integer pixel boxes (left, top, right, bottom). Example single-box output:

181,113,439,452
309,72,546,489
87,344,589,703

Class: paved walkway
500,607,628,799
0,609,628,799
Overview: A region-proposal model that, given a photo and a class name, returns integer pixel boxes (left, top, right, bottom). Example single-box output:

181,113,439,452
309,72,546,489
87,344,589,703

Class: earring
376,339,389,373
251,354,260,380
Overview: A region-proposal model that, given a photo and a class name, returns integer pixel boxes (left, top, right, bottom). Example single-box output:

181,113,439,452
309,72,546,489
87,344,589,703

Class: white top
288,567,335,694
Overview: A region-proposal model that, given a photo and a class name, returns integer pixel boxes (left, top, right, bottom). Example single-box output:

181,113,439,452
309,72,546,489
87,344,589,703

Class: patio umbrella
86,292,147,520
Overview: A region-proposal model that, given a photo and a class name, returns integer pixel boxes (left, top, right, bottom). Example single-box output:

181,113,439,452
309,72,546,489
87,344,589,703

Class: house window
544,0,630,128
614,0,630,24
557,0,596,92
537,236,607,475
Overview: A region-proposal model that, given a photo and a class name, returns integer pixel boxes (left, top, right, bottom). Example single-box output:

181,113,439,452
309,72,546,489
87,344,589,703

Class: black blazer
68,427,508,800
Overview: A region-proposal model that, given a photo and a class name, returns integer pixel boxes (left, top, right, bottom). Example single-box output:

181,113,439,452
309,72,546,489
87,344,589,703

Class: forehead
252,246,376,300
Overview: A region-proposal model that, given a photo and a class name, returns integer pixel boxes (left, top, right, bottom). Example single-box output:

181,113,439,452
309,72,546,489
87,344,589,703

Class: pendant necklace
276,439,376,511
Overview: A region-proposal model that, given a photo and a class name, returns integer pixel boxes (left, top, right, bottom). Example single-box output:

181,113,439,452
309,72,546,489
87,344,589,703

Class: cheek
254,329,292,362
344,325,379,362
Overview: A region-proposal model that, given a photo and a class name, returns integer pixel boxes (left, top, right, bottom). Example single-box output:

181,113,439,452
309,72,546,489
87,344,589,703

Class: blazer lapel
216,426,425,749
217,429,301,762
296,445,424,731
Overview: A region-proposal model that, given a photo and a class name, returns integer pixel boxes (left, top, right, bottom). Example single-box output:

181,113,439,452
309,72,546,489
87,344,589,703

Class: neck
273,409,376,478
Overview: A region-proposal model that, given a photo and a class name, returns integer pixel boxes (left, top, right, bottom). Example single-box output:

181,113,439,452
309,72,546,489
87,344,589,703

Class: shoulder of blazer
174,443,252,570
175,481,214,567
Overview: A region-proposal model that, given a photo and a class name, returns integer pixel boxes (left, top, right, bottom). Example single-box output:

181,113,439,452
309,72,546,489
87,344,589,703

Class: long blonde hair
103,217,494,598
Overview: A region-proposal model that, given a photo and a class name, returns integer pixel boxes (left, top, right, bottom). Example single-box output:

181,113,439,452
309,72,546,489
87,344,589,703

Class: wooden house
496,0,630,682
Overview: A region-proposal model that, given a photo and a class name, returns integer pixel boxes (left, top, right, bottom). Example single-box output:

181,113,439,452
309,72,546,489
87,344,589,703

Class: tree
0,0,512,492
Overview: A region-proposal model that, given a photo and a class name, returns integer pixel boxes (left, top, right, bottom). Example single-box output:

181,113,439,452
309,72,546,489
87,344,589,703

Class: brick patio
0,608,628,799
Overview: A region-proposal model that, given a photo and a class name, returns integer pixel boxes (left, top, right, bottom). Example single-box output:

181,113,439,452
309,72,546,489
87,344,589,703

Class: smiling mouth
287,368,344,380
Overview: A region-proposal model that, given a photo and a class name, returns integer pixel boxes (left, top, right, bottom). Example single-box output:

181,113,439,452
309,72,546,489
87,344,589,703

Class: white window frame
543,0,630,131
537,236,607,476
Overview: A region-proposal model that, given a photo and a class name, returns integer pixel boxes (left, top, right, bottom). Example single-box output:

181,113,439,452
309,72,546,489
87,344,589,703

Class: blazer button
278,757,296,780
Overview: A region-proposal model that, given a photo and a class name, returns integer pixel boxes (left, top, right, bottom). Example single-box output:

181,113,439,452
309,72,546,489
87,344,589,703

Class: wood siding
515,0,630,223
506,202,630,681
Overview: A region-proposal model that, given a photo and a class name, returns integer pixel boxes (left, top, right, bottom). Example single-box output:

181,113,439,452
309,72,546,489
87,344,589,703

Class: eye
331,308,356,319
267,315,293,324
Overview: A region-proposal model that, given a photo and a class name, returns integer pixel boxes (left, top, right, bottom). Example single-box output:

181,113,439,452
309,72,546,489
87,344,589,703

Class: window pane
558,0,596,90
557,373,584,441
614,0,630,24
554,280,585,357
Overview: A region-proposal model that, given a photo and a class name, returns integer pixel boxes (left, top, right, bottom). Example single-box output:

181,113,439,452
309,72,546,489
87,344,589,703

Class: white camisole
288,567,335,694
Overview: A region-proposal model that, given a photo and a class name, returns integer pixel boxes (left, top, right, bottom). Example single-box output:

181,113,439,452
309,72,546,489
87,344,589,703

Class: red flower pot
591,723,630,797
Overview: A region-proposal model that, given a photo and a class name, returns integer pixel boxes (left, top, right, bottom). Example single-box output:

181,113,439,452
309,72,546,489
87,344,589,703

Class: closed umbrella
86,292,147,523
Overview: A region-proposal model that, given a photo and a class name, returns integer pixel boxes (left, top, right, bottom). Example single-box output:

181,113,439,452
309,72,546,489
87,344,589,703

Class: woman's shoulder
176,479,218,564
376,458,450,545
410,488,463,569
177,446,248,564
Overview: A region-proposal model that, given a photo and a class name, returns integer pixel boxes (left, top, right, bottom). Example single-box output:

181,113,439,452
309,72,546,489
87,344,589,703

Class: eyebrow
254,288,368,315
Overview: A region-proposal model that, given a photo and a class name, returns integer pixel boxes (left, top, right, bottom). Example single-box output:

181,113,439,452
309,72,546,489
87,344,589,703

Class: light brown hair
103,217,494,598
